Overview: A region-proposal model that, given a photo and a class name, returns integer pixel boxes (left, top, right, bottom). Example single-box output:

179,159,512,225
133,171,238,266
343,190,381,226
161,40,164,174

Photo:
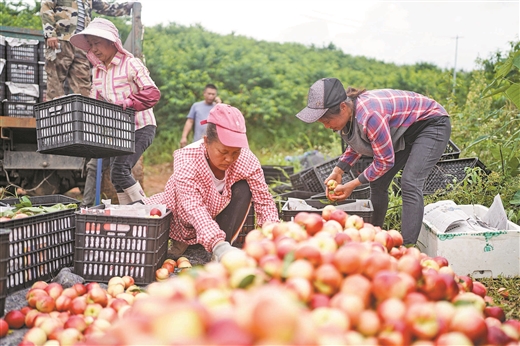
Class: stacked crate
38,40,47,103
0,36,5,103
1,36,41,117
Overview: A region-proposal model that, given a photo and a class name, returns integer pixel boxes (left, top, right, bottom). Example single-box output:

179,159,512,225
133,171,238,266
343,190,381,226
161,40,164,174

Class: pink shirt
143,141,280,252
90,51,157,129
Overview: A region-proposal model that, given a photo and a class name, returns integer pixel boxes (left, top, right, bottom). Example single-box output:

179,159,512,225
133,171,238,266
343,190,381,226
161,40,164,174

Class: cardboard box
417,203,520,278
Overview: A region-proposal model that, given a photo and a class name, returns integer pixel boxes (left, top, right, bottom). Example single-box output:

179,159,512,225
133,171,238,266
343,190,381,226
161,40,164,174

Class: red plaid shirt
143,142,279,251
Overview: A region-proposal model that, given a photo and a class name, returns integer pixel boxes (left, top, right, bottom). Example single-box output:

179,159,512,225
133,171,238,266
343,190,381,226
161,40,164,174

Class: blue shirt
187,101,216,142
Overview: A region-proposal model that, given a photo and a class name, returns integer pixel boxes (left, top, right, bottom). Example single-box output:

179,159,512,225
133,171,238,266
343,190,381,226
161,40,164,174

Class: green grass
476,276,520,321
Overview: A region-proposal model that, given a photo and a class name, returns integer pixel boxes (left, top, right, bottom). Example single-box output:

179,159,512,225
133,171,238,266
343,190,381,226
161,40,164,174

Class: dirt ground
142,162,173,196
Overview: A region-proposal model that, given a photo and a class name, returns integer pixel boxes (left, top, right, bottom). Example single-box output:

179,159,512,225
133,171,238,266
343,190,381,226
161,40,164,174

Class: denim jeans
369,117,451,244
215,180,253,244
110,125,156,192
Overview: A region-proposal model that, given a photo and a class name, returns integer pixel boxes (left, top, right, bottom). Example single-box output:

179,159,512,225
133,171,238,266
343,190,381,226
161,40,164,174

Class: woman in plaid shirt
144,104,280,261
296,78,451,246
70,18,160,205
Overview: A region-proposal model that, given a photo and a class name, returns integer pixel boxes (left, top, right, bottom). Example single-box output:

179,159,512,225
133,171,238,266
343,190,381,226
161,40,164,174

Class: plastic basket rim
75,206,172,221
33,94,135,115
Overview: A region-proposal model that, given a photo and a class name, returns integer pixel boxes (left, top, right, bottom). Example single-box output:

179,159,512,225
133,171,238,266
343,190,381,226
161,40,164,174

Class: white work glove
211,241,240,262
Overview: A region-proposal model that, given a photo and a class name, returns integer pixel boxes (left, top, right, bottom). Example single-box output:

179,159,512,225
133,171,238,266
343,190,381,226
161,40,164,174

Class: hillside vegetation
2,1,519,223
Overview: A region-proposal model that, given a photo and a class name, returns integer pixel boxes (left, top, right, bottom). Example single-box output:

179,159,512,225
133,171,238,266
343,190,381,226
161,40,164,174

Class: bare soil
142,162,173,196
64,162,173,202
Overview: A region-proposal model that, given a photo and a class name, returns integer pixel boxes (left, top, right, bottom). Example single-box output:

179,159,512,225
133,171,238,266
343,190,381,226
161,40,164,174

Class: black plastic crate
423,157,488,195
272,190,315,216
281,199,374,224
35,94,136,158
6,41,39,62
313,156,358,192
262,165,294,184
6,61,38,84
0,82,4,101
38,41,46,61
301,169,324,193
0,60,5,82
232,204,255,249
440,139,461,161
3,101,34,118
273,190,315,201
0,195,79,293
289,169,310,191
351,156,373,176
0,229,10,317
38,61,47,85
39,84,47,103
74,206,172,285
0,40,5,61
6,83,38,103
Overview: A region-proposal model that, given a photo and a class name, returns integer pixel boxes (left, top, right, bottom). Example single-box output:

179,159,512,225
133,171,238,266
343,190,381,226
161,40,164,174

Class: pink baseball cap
201,104,249,148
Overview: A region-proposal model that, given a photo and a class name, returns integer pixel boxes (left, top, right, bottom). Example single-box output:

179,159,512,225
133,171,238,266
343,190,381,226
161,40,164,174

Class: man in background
179,83,221,147
41,0,134,207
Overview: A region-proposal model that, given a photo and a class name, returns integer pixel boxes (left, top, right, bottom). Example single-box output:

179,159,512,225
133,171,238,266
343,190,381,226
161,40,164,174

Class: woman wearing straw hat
70,18,160,205
144,104,280,262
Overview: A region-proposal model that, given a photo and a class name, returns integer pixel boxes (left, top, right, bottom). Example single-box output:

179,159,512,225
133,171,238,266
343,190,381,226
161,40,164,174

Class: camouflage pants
45,40,91,100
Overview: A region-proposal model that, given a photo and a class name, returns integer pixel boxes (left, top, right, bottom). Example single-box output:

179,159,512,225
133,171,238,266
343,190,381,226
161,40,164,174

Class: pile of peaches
1,205,518,345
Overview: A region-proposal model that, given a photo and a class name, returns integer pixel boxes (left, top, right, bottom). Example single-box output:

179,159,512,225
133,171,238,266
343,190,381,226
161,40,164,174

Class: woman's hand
328,179,362,201
325,168,343,201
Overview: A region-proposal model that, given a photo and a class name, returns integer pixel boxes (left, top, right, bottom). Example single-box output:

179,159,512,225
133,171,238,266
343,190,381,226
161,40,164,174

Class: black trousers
215,180,252,244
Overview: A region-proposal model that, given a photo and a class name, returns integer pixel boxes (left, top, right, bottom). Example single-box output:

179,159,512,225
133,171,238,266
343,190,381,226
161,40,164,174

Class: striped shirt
338,89,449,183
143,141,280,252
90,51,157,129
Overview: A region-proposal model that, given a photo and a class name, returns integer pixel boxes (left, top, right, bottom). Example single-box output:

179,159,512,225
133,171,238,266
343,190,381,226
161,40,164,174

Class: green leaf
510,191,520,206
505,83,520,109
482,83,511,98
238,274,255,289
281,250,295,279
496,56,514,79
15,196,32,209
512,50,520,69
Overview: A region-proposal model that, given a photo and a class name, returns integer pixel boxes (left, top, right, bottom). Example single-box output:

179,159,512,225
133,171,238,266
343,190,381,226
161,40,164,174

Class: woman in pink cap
144,104,280,262
70,17,160,204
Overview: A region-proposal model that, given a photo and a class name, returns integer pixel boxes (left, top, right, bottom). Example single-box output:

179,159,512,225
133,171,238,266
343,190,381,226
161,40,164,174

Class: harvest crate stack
0,35,41,117
285,138,482,197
